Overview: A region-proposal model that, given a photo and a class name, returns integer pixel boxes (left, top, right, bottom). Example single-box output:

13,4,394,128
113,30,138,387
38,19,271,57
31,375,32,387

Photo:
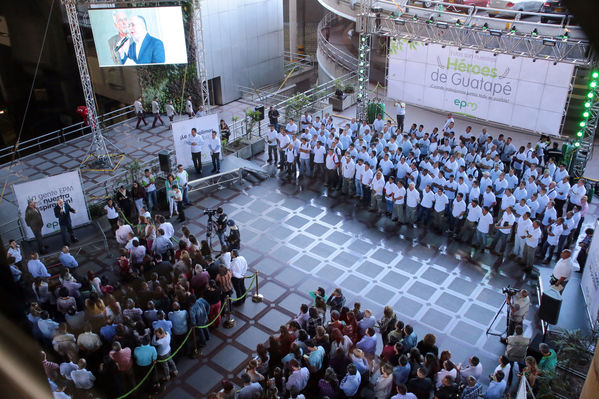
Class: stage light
574,142,581,147
489,29,502,37
437,22,448,29
593,71,599,79
579,121,586,127
427,17,434,24
532,29,538,36
588,92,594,99
394,18,405,26
577,131,583,137
584,102,591,108
456,19,462,26
590,81,597,88
542,39,556,47
482,23,488,30
510,26,516,34
413,15,418,21
583,111,590,118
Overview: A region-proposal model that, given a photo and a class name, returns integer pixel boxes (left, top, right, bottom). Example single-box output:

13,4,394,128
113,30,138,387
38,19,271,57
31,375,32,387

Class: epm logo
454,98,478,112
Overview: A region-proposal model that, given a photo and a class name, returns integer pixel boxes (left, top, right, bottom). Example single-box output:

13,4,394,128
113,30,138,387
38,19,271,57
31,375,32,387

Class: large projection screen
387,39,574,136
89,6,188,67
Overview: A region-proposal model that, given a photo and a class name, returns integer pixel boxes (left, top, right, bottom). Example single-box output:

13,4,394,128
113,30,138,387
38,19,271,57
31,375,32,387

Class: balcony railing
317,12,360,73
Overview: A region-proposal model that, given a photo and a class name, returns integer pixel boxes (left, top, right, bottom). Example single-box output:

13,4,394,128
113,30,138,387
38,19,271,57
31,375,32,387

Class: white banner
387,39,574,136
171,114,220,169
13,171,90,239
581,221,599,330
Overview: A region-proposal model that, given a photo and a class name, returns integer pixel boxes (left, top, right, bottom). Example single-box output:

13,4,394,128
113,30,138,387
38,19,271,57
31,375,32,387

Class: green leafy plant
285,93,311,122
344,84,355,94
552,328,595,369
245,109,262,138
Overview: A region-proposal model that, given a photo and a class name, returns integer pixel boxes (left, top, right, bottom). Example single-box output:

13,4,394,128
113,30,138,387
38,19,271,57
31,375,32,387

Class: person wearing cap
225,220,240,251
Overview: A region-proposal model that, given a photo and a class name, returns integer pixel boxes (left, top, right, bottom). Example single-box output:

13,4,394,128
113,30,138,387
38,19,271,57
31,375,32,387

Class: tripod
205,214,214,248
486,296,511,339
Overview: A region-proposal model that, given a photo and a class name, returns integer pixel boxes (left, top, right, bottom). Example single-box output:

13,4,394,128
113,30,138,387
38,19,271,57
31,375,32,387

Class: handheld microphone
114,35,130,52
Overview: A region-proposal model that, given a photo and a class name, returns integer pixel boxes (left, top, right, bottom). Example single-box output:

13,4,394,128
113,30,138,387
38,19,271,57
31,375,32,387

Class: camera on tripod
502,286,519,296
203,209,217,217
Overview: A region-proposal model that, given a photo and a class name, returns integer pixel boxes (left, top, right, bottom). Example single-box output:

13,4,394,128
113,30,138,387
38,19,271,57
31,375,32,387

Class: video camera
502,286,519,296
203,209,217,217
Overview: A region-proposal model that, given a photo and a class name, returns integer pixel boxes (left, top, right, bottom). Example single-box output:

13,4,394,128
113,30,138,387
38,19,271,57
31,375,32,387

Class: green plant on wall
244,109,262,138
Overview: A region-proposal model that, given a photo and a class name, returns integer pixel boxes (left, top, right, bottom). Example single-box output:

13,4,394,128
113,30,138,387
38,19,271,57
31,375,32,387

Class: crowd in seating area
5,109,589,399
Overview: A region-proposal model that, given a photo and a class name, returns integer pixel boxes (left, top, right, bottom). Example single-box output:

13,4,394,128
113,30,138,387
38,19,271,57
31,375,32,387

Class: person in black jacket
225,220,240,250
54,199,78,245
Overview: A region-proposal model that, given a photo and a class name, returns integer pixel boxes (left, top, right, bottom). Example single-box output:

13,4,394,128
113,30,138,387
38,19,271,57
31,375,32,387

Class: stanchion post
191,328,201,358
252,271,263,303
223,295,236,328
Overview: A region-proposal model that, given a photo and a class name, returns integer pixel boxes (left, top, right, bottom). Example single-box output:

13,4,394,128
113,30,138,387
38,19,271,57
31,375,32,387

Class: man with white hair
118,15,165,64
108,10,129,65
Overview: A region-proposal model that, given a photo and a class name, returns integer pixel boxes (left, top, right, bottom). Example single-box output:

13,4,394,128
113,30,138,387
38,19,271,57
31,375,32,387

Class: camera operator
506,289,529,337
225,220,240,251
215,208,228,249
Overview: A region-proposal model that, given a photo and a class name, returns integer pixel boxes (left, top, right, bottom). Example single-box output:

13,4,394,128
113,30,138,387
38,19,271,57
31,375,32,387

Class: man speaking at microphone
118,15,165,65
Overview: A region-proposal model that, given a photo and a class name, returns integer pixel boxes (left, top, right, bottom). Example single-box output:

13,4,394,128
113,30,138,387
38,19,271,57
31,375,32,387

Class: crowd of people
267,110,591,276
5,107,592,399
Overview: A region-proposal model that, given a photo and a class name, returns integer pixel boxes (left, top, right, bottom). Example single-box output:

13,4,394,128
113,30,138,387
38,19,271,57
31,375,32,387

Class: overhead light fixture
413,15,418,21
592,71,599,79
574,141,581,147
493,53,498,57
456,19,462,26
427,17,434,24
510,26,517,34
577,131,584,137
532,28,538,36
482,23,489,30
489,29,502,37
543,39,556,47
437,22,448,29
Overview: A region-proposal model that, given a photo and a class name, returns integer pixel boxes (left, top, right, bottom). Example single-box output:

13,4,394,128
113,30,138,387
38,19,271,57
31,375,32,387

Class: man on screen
108,11,129,65
118,15,165,65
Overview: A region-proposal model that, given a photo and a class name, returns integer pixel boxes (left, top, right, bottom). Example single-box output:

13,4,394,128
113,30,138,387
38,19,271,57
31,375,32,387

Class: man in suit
25,200,47,254
118,15,165,65
107,10,129,65
54,199,78,246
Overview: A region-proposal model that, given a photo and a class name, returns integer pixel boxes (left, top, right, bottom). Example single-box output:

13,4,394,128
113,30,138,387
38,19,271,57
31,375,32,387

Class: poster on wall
13,171,90,239
387,39,574,136
171,114,220,169
580,220,599,330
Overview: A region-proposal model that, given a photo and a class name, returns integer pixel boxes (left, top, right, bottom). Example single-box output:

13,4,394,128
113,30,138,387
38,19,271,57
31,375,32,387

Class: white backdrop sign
171,114,220,169
581,221,599,330
13,171,90,239
387,39,574,135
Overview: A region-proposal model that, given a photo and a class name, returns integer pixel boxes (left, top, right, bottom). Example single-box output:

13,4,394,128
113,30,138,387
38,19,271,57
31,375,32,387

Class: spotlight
413,15,418,21
590,81,597,88
427,17,434,24
583,111,590,118
574,142,581,147
577,131,583,137
543,39,556,47
532,29,538,36
437,22,448,29
483,23,488,30
592,71,599,79
579,121,586,127
510,26,517,34
394,18,406,26
493,53,498,57
456,19,462,26
489,29,502,37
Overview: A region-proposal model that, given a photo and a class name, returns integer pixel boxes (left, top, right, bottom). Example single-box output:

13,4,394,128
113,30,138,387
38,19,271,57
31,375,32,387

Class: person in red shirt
109,341,135,390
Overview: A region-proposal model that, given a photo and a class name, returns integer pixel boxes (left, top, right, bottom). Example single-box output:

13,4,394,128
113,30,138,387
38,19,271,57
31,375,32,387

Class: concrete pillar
289,0,297,54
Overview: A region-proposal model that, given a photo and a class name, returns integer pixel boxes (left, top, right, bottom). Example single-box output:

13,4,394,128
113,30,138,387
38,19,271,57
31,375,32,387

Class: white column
289,0,297,54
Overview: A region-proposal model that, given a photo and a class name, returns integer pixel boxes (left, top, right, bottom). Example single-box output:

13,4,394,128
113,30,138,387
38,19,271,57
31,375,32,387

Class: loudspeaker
158,150,171,173
538,289,562,325
254,105,265,121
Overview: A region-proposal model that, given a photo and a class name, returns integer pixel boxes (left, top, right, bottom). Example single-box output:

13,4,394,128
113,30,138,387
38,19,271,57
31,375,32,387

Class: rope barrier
114,272,258,399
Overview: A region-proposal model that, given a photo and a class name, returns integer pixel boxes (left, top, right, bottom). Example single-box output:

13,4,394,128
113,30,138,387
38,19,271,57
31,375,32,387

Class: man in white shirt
285,118,298,135
474,206,493,250
230,250,248,305
151,96,164,128
71,359,95,390
462,199,482,243
513,212,532,261
354,158,365,200
567,179,586,212
325,148,340,188
551,250,573,293
523,220,542,273
141,169,157,211
175,164,190,206
165,100,175,125
298,137,312,178
449,193,467,237
266,125,279,165
393,181,406,223
341,154,356,196
185,96,194,118
207,130,221,173
361,163,374,205
540,217,564,264
490,207,515,257
185,128,205,174
432,188,449,232
134,97,147,129
384,176,398,216
396,101,406,132
312,141,326,180
405,183,420,226
556,211,576,260
369,170,386,213
277,130,291,170
417,185,435,226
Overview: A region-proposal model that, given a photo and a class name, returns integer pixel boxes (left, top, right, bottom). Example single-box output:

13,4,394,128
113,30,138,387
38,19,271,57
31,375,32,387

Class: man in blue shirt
401,324,417,352
303,340,325,372
356,327,377,356
59,246,78,269
484,370,506,399
152,311,173,335
393,355,411,385
134,335,157,367
340,363,361,397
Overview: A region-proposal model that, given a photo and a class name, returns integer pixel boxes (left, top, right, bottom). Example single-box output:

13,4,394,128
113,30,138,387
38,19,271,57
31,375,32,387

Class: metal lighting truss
570,79,599,178
192,0,211,110
63,0,116,169
376,15,594,66
355,0,373,121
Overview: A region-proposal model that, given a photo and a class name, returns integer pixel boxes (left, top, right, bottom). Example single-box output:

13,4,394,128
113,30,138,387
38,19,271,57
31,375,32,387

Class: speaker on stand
158,150,171,173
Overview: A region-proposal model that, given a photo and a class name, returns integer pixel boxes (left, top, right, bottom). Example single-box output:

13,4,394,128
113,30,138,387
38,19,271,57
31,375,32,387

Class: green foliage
344,84,355,94
88,202,106,220
553,328,595,368
138,64,199,114
285,93,311,122
244,109,263,137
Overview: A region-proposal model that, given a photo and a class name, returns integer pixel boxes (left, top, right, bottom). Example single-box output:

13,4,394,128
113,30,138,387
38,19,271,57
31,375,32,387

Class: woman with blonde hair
245,359,265,383
520,356,538,389
378,305,397,346
144,216,156,253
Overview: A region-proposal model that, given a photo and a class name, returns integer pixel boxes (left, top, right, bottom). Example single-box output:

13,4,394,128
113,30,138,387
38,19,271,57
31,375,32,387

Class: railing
284,50,315,74
317,12,359,73
226,72,357,143
239,84,297,106
0,105,136,166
